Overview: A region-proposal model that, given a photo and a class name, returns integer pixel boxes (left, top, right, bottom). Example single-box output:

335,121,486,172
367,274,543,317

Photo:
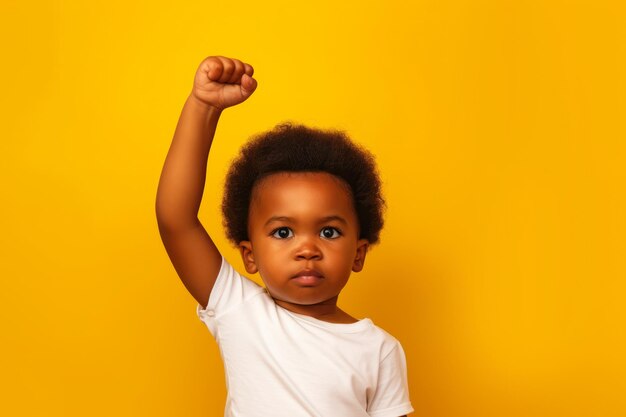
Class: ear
238,240,259,274
352,239,369,272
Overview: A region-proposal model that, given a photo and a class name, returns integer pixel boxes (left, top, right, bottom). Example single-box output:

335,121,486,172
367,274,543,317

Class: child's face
238,171,369,317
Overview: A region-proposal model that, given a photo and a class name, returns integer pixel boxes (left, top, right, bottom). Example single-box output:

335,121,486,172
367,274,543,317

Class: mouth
291,269,324,286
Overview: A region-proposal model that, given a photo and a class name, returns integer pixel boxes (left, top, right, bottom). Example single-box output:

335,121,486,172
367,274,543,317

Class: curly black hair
221,122,386,247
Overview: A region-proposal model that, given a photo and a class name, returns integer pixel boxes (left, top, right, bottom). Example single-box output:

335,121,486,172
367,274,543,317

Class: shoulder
366,321,406,360
198,256,266,318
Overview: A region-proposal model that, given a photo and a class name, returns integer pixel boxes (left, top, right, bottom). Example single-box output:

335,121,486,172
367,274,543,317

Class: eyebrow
264,215,348,227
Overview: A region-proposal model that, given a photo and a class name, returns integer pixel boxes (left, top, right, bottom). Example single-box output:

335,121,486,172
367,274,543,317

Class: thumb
240,73,258,98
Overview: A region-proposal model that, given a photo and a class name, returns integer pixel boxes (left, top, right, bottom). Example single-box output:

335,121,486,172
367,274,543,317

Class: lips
291,269,324,286
292,269,323,278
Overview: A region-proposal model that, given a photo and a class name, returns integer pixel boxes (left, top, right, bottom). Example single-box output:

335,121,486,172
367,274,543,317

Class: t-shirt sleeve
367,341,415,417
196,256,265,338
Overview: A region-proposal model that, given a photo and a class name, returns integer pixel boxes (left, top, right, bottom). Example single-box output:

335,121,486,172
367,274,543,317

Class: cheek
255,250,282,278
327,247,356,270
255,241,284,263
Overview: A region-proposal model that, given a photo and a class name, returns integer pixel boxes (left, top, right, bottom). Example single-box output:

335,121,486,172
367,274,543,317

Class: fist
191,56,257,111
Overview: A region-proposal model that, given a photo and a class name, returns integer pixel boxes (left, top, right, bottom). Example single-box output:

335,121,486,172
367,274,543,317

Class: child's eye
320,227,341,239
271,227,293,239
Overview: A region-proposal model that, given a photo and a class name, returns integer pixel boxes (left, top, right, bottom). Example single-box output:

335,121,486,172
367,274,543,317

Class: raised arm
155,56,257,309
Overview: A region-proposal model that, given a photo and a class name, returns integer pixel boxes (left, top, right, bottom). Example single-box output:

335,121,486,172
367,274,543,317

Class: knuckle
222,60,234,73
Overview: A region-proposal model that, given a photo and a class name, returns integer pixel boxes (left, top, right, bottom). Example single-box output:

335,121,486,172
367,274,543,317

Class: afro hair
221,122,386,247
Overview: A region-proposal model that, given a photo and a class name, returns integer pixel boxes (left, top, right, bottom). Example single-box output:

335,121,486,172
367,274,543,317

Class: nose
294,236,323,260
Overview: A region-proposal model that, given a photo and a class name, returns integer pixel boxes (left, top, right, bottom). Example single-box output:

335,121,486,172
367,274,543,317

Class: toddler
156,55,414,417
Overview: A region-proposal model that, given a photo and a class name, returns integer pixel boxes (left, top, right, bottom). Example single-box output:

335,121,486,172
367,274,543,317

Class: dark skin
156,55,409,416
156,55,257,313
238,171,369,323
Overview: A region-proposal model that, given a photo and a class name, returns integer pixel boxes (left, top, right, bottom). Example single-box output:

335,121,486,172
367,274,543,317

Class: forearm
155,94,222,229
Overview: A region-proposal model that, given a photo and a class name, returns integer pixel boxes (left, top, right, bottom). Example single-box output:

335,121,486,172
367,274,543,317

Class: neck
274,297,358,323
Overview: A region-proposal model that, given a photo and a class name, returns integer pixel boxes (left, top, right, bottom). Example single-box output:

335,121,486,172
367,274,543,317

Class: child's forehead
249,171,355,214
252,171,352,196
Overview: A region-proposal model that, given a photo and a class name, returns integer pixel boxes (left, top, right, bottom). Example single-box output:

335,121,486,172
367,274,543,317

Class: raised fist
191,56,257,111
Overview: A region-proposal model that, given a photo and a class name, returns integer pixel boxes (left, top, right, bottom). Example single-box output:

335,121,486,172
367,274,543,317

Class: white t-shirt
196,256,414,417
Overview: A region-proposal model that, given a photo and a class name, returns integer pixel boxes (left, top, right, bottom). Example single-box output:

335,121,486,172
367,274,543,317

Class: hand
191,56,257,111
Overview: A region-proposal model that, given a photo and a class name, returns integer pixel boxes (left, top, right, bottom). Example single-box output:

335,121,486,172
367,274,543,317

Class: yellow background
2,1,625,416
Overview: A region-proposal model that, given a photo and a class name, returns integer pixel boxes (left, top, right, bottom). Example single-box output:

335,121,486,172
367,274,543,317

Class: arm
155,56,257,309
